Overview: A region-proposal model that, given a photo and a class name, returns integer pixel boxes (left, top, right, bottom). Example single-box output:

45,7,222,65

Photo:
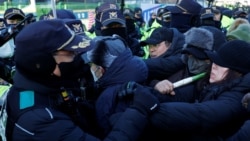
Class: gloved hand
242,93,250,112
131,86,159,116
118,81,143,99
0,25,18,46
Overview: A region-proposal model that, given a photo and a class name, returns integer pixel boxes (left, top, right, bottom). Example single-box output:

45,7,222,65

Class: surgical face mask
187,56,210,75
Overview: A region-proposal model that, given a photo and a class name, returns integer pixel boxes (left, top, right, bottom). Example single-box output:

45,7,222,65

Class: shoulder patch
20,91,34,109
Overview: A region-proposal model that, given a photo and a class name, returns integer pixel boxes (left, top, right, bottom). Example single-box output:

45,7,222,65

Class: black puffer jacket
144,28,186,81
148,73,250,141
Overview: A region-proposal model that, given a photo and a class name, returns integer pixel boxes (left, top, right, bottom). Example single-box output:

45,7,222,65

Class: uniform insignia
205,9,212,14
12,9,21,14
109,11,118,19
72,24,83,33
71,38,91,49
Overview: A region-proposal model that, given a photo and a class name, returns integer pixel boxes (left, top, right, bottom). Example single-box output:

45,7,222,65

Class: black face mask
161,21,171,28
28,55,85,88
214,20,222,29
200,19,215,27
125,19,136,34
58,54,86,79
170,13,193,33
101,27,127,40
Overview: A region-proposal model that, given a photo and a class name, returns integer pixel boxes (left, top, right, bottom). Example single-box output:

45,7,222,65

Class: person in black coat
119,40,250,141
148,40,250,140
147,12,157,28
145,27,215,103
5,19,159,141
149,26,225,102
142,26,186,83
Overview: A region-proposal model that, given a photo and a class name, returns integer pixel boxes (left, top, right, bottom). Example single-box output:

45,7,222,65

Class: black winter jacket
6,71,148,141
148,73,250,141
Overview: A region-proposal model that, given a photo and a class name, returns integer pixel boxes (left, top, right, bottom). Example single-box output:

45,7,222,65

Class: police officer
5,19,159,141
0,8,26,84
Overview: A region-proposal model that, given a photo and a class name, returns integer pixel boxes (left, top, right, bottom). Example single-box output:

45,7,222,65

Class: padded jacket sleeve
11,107,147,141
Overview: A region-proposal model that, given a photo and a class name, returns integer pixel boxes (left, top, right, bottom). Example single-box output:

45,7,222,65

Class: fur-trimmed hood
184,27,214,51
182,27,214,59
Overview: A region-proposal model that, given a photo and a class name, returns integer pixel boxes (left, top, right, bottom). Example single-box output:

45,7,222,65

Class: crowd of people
0,0,250,140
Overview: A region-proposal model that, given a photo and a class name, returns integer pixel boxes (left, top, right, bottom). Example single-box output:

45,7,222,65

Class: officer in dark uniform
99,8,144,57
0,8,26,84
5,19,159,141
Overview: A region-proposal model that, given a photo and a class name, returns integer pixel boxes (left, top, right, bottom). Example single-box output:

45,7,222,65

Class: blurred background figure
0,18,6,29
199,7,222,30
123,8,141,40
227,18,249,34
99,8,143,57
165,0,203,33
232,7,248,20
156,7,171,28
226,23,250,43
134,7,145,29
47,9,77,19
134,7,146,39
0,8,26,84
93,2,119,36
147,12,157,28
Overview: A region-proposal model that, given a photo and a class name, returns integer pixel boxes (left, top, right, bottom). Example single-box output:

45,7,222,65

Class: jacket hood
98,48,148,88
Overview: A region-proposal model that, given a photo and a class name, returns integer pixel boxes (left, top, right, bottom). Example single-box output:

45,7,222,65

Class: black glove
131,86,159,116
118,81,143,99
242,93,250,112
0,25,18,46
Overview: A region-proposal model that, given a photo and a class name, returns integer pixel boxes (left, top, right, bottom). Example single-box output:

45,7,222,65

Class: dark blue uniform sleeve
12,107,147,141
